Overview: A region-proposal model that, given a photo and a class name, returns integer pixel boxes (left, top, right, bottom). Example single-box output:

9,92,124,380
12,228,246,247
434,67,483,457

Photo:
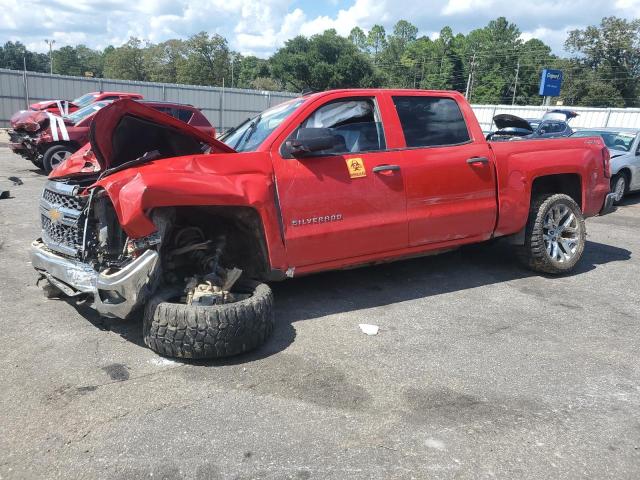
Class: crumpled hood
50,143,99,178
89,99,234,170
10,110,49,130
493,114,533,132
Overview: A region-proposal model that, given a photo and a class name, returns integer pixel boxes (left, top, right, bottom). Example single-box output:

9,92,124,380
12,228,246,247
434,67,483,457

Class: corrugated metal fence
3,68,640,131
472,104,640,132
0,68,297,130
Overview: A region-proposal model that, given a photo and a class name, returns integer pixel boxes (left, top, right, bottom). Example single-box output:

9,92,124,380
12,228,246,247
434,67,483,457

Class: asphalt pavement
0,147,639,479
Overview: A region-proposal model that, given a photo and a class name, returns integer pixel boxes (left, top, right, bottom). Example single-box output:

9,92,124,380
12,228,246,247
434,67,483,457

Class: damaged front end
30,99,253,319
31,180,164,318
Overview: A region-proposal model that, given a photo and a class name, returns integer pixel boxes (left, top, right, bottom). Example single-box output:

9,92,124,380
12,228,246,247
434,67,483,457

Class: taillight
601,147,611,178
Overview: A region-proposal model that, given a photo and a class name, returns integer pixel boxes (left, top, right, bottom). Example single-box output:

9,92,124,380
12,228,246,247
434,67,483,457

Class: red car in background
10,91,143,129
10,100,216,173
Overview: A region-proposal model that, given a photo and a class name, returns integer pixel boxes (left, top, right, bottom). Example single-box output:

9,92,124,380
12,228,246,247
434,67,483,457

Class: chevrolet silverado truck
31,91,616,359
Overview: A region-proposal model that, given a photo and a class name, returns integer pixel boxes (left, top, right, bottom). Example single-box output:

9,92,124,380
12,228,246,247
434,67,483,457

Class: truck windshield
221,98,304,152
72,93,99,108
64,101,110,124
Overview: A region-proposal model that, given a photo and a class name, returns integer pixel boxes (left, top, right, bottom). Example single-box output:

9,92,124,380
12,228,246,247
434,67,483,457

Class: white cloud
442,0,495,15
0,0,637,58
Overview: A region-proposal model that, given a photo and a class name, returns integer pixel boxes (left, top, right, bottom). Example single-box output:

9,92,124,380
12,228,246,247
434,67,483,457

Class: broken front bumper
31,239,159,319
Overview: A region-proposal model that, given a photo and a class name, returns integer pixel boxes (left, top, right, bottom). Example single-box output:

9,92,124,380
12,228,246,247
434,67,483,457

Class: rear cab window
392,96,470,148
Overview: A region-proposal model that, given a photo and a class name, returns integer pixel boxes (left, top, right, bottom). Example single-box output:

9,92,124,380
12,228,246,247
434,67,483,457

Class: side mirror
285,128,340,157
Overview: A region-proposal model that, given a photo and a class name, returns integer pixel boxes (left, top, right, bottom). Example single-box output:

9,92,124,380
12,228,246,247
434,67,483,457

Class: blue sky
0,0,637,57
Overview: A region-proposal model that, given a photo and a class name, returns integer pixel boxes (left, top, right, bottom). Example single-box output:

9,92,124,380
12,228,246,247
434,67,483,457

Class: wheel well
531,174,582,209
39,141,80,155
166,206,270,280
616,168,631,183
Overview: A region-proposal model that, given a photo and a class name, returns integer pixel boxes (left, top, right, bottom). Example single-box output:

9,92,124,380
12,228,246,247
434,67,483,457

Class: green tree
51,45,104,77
0,41,49,72
103,37,147,80
348,27,368,52
392,20,418,46
565,16,640,107
367,25,387,59
144,39,186,83
461,17,523,103
250,76,281,91
236,55,271,89
177,32,229,86
270,29,378,91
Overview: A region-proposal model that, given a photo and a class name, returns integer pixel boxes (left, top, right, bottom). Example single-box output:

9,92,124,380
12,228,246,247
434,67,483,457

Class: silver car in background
571,128,640,204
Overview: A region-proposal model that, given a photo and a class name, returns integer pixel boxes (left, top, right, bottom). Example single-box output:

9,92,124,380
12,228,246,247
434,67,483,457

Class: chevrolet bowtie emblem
49,208,63,223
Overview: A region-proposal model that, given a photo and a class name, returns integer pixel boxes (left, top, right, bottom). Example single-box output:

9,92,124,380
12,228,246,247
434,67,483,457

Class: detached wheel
610,173,628,205
43,145,73,174
517,194,586,274
143,280,274,359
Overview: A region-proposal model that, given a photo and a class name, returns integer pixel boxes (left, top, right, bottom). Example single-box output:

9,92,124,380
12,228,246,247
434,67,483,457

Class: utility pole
512,60,520,105
465,52,476,100
230,54,235,88
44,39,55,74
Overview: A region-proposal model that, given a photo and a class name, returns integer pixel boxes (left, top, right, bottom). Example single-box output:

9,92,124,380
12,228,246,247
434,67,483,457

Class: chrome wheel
543,204,580,263
613,176,626,202
50,150,71,167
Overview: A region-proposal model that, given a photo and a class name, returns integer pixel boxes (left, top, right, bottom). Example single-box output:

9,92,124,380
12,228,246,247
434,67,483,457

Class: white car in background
571,128,640,204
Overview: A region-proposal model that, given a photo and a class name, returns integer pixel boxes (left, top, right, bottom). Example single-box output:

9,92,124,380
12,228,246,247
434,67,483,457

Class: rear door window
392,96,470,148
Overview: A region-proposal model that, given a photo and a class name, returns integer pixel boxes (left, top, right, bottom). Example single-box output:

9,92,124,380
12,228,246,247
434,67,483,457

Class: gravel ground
0,147,639,479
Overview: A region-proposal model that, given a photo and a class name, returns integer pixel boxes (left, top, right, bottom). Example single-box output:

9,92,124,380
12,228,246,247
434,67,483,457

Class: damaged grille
42,189,85,211
39,181,87,257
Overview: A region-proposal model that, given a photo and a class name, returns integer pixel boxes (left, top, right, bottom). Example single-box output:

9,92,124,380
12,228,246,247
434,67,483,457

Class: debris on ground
359,324,379,335
0,188,9,199
8,176,23,185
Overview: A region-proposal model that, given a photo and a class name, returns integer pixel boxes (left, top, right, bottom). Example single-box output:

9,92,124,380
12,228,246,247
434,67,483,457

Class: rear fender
492,142,603,236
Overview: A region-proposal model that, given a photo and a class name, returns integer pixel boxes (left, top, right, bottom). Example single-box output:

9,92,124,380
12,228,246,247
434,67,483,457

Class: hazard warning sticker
346,157,366,178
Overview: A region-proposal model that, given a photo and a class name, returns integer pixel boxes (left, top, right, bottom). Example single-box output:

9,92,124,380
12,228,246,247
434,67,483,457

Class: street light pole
512,60,520,105
44,39,55,74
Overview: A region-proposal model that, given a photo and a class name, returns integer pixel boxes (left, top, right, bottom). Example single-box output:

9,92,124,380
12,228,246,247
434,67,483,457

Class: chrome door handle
373,164,400,173
467,157,489,165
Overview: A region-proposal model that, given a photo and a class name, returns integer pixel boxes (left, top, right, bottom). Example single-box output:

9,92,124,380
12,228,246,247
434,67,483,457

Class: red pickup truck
31,90,615,360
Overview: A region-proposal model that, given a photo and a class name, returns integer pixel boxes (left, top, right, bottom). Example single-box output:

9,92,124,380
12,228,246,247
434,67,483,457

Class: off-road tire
517,193,586,275
43,145,74,174
143,280,274,359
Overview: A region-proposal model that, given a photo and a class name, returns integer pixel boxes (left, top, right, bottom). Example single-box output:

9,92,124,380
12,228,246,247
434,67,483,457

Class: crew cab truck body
31,90,615,359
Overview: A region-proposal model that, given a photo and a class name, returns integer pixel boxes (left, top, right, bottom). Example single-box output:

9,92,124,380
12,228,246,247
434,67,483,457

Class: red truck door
271,95,408,267
388,94,498,246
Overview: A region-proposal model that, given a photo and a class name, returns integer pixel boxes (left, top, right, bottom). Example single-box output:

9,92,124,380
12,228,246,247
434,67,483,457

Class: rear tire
517,194,586,275
43,145,74,174
143,279,274,359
